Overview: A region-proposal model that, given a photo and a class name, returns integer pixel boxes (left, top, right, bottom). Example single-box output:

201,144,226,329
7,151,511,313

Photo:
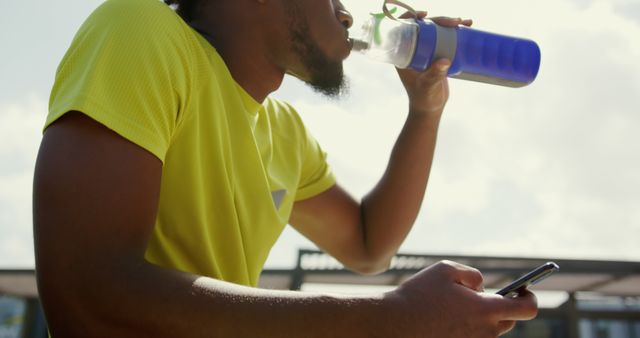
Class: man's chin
305,60,349,98
307,73,349,99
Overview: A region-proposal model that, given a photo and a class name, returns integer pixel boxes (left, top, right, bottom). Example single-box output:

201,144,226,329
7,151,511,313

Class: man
33,0,538,336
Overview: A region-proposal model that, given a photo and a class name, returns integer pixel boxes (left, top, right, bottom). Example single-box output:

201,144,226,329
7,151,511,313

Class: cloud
0,95,45,267
570,0,640,21
0,0,106,104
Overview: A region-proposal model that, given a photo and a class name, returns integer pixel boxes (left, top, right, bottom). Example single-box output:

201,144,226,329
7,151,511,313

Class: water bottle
350,15,541,88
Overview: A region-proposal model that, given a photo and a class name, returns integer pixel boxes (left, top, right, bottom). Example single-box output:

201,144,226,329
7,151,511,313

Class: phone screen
496,262,559,297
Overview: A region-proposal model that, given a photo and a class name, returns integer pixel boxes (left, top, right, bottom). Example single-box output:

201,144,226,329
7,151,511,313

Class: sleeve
294,114,337,202
46,0,191,163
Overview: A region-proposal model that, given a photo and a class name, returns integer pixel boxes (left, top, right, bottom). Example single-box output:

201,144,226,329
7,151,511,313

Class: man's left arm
290,16,472,275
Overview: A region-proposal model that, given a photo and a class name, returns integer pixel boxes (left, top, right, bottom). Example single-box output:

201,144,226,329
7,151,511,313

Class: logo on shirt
271,189,287,210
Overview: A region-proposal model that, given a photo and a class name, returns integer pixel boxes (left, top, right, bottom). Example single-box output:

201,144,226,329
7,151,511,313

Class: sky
0,0,639,270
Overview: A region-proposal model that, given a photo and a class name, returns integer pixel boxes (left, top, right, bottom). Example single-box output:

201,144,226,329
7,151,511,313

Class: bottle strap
383,0,417,21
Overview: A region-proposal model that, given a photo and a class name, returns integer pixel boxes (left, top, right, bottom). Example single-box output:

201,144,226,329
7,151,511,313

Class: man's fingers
430,16,473,28
497,320,517,336
398,10,428,20
492,290,539,321
395,12,472,27
437,260,484,292
455,268,484,292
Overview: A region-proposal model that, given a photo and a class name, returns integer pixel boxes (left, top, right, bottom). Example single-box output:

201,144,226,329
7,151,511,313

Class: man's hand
384,261,538,337
396,12,473,118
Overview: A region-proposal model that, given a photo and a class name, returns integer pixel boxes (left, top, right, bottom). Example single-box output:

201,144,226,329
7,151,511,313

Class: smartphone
496,262,560,297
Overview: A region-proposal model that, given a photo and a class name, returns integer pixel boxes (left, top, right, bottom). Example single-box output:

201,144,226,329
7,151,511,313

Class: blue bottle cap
409,20,437,71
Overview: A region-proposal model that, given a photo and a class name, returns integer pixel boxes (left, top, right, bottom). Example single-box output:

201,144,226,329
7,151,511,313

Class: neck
189,12,285,103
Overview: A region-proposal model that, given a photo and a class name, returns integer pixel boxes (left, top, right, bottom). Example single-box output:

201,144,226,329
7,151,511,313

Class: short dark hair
164,0,198,21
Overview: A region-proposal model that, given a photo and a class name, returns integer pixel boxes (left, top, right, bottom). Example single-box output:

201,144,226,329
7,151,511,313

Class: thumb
428,59,451,77
494,290,539,321
416,58,451,87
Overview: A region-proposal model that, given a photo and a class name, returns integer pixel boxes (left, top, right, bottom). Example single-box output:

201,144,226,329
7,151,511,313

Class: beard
285,3,349,98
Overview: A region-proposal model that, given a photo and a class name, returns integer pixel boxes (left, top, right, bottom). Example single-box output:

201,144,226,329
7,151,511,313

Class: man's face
283,0,352,98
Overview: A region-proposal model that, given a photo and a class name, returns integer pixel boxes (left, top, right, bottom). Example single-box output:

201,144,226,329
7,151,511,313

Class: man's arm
34,112,536,336
289,108,441,274
33,112,386,337
290,15,467,275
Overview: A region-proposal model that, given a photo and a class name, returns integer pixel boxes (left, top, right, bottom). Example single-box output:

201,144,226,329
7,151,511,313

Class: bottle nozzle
349,38,369,52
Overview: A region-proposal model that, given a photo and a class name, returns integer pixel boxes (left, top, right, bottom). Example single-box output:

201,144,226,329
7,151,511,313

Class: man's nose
336,9,353,29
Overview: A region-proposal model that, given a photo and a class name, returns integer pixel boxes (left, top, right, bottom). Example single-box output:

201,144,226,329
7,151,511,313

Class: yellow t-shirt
47,0,335,286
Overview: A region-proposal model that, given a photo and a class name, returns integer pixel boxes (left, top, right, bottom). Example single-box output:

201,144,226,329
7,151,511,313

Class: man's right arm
33,111,386,337
33,112,537,337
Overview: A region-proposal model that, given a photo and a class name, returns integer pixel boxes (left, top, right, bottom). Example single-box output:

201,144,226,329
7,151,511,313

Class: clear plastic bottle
350,16,541,88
